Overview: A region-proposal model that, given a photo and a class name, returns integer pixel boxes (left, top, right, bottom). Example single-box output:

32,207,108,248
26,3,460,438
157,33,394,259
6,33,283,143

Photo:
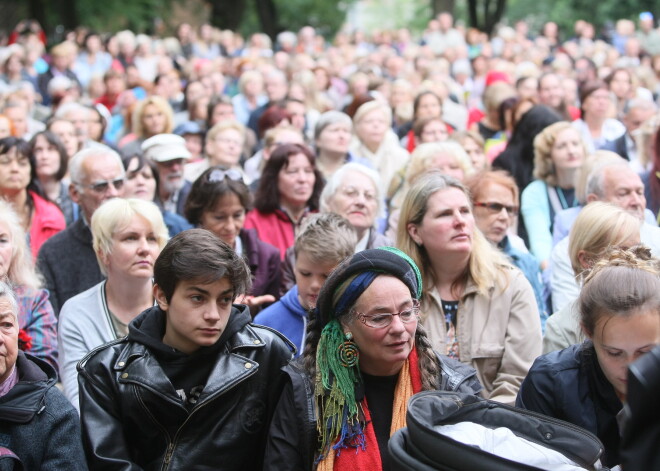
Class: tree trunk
59,0,79,31
27,0,49,34
254,0,279,42
431,0,455,17
468,0,479,30
209,0,247,31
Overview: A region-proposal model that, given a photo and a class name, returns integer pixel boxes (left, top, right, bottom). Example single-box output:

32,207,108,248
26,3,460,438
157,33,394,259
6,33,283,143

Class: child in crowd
254,213,357,356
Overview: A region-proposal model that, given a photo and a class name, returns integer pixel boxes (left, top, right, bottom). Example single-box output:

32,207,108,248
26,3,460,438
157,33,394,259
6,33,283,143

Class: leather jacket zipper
159,363,259,470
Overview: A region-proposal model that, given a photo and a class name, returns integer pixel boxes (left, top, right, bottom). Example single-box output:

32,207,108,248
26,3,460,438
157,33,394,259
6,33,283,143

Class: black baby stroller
389,391,612,471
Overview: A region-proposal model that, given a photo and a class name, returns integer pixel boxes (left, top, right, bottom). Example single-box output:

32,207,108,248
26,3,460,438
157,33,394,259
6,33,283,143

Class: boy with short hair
254,213,357,356
78,229,293,469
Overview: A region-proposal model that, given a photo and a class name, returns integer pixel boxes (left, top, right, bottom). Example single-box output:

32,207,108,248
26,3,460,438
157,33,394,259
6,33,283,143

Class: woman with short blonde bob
521,121,587,268
544,202,641,353
58,198,168,409
397,171,541,404
387,141,474,240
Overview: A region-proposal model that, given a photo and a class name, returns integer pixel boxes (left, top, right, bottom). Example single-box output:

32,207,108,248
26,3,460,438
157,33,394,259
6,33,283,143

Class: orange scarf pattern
317,346,423,471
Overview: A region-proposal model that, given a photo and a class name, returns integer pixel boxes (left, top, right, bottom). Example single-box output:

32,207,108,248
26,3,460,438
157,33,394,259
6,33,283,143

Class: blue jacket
500,236,547,330
516,342,622,467
254,285,308,357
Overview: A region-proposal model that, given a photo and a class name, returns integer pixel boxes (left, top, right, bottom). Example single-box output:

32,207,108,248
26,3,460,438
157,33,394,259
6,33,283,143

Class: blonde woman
349,100,409,190
521,121,587,268
398,171,541,404
545,202,641,353
58,198,168,409
387,141,474,241
119,96,175,155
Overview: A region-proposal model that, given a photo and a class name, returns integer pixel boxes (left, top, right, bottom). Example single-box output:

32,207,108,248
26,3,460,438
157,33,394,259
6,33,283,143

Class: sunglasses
473,201,519,217
207,168,243,183
81,177,125,193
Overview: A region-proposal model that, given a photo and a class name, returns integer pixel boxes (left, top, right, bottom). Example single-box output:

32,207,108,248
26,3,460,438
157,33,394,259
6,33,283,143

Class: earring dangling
338,332,359,367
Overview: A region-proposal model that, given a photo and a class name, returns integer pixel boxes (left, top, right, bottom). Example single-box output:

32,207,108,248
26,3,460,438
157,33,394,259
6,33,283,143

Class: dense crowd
0,11,659,470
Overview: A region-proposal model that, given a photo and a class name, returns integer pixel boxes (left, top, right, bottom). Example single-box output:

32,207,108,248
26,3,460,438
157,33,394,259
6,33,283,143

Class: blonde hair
397,171,511,297
206,119,246,142
0,200,42,289
405,141,474,185
131,96,174,137
533,121,587,185
92,198,169,276
580,245,660,337
293,213,357,264
568,201,641,277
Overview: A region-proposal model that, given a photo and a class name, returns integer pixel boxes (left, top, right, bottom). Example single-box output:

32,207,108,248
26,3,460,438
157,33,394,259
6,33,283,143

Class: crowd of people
0,11,659,470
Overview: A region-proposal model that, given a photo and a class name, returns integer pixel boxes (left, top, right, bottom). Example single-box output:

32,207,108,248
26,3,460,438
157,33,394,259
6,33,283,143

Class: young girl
516,246,660,467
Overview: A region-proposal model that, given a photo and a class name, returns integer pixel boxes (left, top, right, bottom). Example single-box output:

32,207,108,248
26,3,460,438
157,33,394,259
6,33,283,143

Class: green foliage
270,0,357,38
506,0,657,37
75,0,165,32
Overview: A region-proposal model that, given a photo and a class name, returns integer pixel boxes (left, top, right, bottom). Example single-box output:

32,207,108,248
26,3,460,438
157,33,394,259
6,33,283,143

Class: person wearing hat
141,133,192,219
264,247,481,470
174,120,205,162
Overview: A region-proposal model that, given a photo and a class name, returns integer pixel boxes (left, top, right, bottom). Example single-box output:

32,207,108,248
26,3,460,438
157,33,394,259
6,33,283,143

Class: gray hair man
37,147,126,313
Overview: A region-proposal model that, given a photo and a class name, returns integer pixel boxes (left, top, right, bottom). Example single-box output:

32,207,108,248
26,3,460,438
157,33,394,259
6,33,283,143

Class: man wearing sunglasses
37,147,126,314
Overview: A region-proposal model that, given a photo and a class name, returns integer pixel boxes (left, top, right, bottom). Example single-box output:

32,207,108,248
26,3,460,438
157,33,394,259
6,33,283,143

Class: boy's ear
153,284,169,311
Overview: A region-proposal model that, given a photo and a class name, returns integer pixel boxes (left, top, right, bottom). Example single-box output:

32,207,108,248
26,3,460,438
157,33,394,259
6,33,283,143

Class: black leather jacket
264,353,482,471
77,304,294,470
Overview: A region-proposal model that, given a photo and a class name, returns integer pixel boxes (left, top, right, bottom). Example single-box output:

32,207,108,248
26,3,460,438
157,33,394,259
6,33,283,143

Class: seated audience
517,246,660,468
58,198,168,408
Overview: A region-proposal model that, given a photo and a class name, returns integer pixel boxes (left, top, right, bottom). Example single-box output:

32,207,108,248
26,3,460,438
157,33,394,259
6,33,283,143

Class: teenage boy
254,213,357,356
78,229,293,469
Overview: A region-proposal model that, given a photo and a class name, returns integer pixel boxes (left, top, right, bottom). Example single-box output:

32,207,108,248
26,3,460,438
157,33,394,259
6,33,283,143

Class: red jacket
244,209,296,260
30,191,65,260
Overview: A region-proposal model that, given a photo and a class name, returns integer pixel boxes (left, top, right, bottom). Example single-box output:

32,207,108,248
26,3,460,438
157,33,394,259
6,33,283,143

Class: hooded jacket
0,352,87,471
78,304,294,470
254,285,307,356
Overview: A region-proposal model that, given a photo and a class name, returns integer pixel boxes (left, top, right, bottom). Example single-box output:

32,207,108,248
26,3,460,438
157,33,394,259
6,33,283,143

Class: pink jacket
244,209,295,260
30,191,66,259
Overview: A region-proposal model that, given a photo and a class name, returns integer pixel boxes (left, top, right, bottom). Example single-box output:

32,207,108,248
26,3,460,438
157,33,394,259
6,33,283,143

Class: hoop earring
338,332,359,367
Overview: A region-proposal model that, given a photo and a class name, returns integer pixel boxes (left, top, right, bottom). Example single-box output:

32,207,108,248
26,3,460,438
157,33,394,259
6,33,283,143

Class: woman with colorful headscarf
264,248,481,470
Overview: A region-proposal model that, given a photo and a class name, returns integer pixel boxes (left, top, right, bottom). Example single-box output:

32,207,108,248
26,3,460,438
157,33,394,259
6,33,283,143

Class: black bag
389,391,610,471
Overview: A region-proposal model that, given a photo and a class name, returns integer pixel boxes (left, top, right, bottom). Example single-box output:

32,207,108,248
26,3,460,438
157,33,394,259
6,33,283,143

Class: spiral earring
338,332,359,367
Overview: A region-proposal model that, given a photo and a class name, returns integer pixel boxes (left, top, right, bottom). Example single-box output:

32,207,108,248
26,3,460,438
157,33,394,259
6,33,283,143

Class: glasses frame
355,299,421,329
79,177,126,193
473,201,519,217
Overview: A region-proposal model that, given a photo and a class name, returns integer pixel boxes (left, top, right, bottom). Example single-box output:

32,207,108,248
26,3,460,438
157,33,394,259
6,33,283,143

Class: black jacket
0,352,87,471
78,304,294,470
36,217,104,315
264,353,482,471
516,341,623,467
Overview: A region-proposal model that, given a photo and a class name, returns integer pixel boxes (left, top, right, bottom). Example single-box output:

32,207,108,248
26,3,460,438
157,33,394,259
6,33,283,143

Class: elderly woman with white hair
349,100,410,190
279,162,391,294
0,281,87,469
58,197,168,409
386,140,474,240
314,110,372,180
